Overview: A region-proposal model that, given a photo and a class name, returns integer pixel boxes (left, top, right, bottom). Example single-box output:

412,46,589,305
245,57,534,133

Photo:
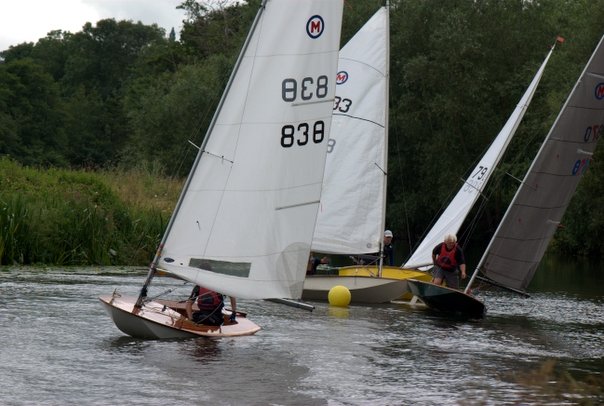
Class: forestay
471,34,604,292
403,44,557,269
311,7,389,255
158,0,344,299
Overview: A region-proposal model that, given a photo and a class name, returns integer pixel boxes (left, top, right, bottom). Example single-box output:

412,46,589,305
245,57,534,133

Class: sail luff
467,34,604,293
403,43,556,270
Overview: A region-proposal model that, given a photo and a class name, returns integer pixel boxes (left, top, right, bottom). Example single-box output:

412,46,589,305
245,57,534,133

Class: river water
1,257,603,405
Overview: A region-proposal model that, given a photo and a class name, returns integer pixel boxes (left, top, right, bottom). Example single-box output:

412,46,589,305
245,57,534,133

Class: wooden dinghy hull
407,279,486,319
99,294,261,339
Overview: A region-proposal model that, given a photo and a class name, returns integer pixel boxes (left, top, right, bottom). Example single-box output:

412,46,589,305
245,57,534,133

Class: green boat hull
407,279,486,319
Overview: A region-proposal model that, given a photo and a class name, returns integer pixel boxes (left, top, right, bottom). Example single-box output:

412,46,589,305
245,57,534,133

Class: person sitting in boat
431,233,467,289
353,230,395,266
382,230,395,266
186,285,237,326
307,253,330,275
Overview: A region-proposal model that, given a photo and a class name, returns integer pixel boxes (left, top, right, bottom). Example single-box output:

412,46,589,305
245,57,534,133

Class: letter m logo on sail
595,83,604,100
306,15,325,39
336,71,349,85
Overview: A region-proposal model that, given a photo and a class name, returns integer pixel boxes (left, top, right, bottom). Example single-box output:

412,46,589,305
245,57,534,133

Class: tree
0,59,67,166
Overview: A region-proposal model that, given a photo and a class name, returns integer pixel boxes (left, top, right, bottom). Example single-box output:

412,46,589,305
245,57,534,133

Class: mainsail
467,34,604,293
403,43,558,269
311,7,390,255
155,0,344,300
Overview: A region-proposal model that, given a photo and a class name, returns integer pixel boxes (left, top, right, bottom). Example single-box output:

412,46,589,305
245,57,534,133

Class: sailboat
303,5,555,304
408,33,604,318
99,0,344,339
402,38,559,271
301,5,429,304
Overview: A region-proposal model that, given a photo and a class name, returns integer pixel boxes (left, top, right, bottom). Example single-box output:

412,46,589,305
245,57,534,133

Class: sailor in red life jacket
431,233,467,289
185,285,237,326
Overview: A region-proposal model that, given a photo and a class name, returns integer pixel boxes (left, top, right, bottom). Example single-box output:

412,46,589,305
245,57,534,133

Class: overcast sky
0,0,188,51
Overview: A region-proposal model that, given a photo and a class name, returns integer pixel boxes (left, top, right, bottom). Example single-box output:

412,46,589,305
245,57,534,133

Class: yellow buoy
328,285,351,307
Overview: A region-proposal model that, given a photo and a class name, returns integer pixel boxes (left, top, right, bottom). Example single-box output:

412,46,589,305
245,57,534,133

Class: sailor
383,230,395,266
186,285,237,326
431,234,467,289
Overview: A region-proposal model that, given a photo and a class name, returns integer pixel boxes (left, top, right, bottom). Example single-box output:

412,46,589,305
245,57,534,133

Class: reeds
0,158,179,266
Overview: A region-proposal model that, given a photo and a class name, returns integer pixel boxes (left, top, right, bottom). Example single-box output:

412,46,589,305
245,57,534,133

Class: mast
377,1,390,277
134,0,269,309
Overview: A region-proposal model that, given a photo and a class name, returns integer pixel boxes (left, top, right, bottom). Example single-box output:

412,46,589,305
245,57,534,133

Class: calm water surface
1,257,603,405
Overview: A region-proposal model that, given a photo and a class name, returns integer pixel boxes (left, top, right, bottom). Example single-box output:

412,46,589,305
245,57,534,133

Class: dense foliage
1,0,603,264
0,157,179,265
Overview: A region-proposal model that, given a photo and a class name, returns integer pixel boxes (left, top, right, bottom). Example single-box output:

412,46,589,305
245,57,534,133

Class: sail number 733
280,76,328,148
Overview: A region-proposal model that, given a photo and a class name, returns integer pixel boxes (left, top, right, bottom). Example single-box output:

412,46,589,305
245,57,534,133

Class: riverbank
0,158,181,266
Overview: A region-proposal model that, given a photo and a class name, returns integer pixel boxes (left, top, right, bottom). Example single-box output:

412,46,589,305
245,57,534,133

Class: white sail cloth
159,0,344,299
311,7,389,255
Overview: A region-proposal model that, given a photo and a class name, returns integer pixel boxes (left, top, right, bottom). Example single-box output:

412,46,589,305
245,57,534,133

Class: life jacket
196,287,223,311
436,243,458,271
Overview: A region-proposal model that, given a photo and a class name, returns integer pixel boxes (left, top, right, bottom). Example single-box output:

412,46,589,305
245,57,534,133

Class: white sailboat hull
99,295,261,339
303,266,432,303
302,275,406,303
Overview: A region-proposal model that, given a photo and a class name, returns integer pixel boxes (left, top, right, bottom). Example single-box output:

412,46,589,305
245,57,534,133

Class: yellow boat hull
303,265,433,302
337,265,432,300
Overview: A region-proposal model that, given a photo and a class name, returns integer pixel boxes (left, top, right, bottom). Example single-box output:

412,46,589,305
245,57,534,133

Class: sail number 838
281,121,325,147
282,76,329,102
280,75,328,148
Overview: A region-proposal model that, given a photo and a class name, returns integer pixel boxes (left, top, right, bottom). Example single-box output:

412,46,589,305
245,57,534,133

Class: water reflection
188,337,222,361
530,254,604,297
327,306,349,319
105,336,152,353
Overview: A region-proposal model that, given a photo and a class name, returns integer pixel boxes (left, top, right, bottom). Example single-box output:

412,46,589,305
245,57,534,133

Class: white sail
469,34,604,292
157,0,344,300
403,44,557,269
311,7,389,254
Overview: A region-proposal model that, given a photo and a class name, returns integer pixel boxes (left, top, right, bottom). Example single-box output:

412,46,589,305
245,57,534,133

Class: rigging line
405,131,492,259
504,172,538,191
144,281,190,303
392,127,413,255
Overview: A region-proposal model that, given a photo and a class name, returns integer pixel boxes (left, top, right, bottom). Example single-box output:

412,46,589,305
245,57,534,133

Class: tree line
1,0,603,262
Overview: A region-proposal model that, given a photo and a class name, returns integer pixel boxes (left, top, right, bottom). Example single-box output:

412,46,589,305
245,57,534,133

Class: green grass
0,157,181,265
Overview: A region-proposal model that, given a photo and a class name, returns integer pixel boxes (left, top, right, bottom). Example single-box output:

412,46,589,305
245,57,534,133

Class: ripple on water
1,267,603,405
